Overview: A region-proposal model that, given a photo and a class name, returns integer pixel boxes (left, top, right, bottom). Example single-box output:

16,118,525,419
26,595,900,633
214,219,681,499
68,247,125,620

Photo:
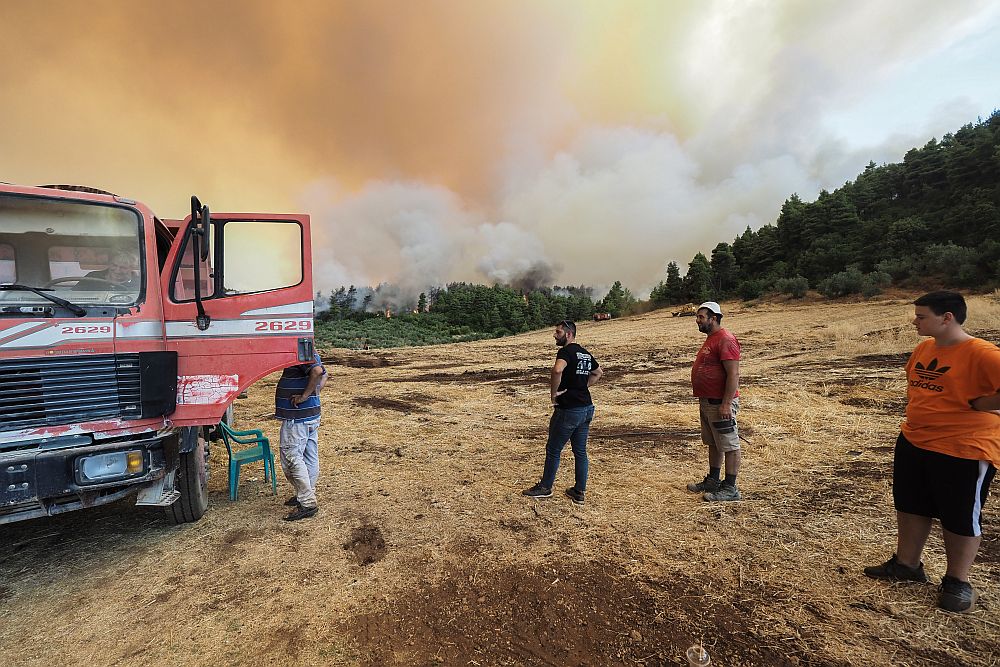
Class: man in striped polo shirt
275,351,327,521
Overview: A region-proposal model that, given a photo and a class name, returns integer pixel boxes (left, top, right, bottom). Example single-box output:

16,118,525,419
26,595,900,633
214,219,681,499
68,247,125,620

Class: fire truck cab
0,183,314,525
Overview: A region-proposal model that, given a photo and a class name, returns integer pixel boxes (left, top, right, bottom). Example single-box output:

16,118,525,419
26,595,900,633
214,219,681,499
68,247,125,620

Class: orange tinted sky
2,1,998,294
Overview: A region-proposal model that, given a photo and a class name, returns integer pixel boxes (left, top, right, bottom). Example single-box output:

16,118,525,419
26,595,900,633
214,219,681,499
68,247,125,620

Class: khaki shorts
699,397,740,452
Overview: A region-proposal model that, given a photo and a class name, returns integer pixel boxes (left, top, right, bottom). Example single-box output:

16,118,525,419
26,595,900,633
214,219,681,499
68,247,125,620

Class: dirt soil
2,298,999,666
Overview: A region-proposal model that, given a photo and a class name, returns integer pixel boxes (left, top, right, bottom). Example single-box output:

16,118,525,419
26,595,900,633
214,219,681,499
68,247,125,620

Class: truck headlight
76,450,145,484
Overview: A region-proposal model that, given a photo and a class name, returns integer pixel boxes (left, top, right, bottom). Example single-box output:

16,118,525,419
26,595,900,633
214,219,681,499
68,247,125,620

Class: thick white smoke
295,0,999,301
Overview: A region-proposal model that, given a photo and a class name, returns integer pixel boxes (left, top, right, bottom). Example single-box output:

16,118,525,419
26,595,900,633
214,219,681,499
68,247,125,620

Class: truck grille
0,354,142,432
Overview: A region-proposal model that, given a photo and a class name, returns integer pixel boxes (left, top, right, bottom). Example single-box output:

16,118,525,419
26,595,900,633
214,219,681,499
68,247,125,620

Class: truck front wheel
166,434,208,524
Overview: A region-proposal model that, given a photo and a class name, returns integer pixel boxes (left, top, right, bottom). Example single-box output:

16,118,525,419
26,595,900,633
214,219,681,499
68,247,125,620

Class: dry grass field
2,296,999,666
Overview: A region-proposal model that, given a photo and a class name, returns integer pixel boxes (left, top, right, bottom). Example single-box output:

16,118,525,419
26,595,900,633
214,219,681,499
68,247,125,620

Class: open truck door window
221,221,303,295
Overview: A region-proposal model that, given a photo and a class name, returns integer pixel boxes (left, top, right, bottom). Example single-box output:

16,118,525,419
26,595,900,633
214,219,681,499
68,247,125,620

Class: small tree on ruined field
597,281,636,317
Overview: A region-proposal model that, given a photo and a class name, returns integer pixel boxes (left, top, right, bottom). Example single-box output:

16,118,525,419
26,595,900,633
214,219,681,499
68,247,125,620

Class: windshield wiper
0,284,87,317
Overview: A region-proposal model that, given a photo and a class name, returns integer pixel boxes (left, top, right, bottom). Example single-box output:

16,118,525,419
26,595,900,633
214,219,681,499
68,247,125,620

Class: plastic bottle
686,644,711,666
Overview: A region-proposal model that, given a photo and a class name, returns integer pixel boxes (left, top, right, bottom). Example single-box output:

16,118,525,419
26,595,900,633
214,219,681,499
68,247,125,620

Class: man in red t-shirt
686,301,743,501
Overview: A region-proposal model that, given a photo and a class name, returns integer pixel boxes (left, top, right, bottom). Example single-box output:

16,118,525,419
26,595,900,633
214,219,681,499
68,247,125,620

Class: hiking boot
522,483,552,498
863,554,928,583
283,504,318,521
284,496,301,507
938,575,978,613
703,482,741,502
565,487,585,505
687,475,722,493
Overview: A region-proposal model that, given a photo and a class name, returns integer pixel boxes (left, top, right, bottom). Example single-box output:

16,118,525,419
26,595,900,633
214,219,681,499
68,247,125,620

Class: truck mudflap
0,434,173,525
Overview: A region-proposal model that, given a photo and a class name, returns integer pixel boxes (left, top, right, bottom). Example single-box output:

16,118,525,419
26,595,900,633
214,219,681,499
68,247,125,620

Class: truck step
136,489,180,507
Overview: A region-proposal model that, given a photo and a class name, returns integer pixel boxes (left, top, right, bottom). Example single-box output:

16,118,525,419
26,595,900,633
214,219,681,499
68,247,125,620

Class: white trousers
279,417,320,507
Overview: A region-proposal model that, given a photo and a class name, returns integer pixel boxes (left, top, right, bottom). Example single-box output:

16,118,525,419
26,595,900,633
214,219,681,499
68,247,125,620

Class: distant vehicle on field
672,303,698,317
593,312,611,321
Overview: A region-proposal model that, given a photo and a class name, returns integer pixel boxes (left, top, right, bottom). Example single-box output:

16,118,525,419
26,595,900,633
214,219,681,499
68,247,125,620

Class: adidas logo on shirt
911,358,950,392
914,359,950,380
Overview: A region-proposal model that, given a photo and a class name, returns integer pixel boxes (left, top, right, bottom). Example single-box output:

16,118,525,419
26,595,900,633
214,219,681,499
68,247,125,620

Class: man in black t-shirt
523,320,604,505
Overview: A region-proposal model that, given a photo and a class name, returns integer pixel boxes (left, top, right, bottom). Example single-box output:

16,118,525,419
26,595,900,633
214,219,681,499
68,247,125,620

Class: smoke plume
1,1,996,300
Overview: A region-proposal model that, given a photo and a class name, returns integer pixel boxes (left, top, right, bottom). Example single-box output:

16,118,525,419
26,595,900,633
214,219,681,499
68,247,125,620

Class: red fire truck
0,183,314,525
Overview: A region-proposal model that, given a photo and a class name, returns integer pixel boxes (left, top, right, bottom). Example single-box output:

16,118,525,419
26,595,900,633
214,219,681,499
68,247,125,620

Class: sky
1,1,998,300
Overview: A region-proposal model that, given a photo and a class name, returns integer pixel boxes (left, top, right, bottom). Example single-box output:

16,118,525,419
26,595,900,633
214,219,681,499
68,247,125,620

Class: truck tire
166,436,208,524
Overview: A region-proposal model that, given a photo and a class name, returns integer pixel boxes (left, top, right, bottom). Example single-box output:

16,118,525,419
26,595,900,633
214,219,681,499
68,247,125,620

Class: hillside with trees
652,111,1000,302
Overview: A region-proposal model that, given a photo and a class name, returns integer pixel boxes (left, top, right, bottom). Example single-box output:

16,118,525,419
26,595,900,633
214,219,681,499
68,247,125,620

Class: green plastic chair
218,422,278,500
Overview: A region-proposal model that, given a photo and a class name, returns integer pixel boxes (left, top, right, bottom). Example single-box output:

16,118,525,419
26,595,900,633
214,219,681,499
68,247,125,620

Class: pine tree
597,281,636,317
683,253,713,303
710,243,738,295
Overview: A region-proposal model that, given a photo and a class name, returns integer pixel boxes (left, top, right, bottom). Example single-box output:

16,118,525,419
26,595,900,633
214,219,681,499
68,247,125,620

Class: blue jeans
540,405,595,491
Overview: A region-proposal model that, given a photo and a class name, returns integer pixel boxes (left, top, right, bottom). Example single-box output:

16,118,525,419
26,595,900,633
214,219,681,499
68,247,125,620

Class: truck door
161,210,314,427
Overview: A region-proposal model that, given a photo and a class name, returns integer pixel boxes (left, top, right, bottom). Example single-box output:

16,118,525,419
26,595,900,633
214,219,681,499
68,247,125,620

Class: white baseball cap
698,301,722,315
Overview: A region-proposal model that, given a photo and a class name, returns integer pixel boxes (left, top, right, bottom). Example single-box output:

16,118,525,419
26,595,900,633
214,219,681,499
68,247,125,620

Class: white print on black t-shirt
575,352,593,375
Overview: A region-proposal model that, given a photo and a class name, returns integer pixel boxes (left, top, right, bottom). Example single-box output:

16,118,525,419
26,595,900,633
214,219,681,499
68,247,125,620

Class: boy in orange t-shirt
865,291,1000,613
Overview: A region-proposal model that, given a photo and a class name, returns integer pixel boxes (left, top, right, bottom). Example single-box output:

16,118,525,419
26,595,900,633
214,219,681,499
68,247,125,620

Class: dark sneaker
283,504,318,521
863,554,928,583
938,575,978,613
284,496,301,507
565,487,585,505
687,475,722,493
522,483,552,498
703,483,741,502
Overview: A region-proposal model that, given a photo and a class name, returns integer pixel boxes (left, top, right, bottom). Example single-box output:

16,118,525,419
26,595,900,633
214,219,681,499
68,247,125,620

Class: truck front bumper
0,433,174,525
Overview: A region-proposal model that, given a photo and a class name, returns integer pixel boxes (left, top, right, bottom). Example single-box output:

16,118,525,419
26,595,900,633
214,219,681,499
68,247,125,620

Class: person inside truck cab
80,250,140,289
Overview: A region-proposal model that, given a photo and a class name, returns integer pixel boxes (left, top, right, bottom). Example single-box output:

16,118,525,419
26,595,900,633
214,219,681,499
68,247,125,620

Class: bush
819,267,892,298
775,275,809,298
818,267,865,298
861,271,892,299
738,279,765,301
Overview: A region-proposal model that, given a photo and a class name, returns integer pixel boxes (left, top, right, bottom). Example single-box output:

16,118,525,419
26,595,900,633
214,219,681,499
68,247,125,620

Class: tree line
652,111,1000,303
315,283,609,347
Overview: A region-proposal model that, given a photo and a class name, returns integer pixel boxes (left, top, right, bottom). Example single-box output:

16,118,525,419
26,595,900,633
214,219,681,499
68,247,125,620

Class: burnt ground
384,367,550,387
352,393,437,413
343,522,388,566
324,351,394,368
341,560,836,667
2,299,999,667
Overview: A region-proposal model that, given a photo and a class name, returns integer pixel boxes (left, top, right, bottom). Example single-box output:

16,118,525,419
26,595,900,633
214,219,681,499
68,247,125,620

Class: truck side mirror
190,196,211,261
198,204,210,261
189,195,211,330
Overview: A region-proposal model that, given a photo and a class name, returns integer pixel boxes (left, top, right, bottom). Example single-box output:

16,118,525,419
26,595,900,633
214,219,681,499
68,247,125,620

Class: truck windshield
0,195,143,310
